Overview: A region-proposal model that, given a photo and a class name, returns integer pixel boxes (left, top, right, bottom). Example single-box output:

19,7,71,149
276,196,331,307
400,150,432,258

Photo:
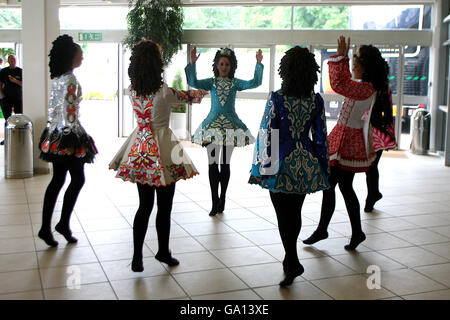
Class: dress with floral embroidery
185,62,264,147
109,83,206,186
249,90,330,194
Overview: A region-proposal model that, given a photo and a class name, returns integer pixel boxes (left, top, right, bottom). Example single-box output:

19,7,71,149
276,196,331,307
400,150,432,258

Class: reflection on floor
0,136,449,300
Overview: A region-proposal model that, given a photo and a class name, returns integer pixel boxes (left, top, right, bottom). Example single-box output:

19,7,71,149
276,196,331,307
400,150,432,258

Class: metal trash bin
5,114,34,178
410,108,431,155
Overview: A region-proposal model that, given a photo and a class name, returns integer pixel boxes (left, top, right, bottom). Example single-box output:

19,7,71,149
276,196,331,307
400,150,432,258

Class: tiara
220,48,232,56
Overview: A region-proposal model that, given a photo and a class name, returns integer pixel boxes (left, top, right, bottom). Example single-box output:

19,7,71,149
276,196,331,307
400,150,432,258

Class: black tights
270,192,306,268
316,166,363,236
40,160,85,233
206,143,234,206
366,150,383,201
133,183,176,260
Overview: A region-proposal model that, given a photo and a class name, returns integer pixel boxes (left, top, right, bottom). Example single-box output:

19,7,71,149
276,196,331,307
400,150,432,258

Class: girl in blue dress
249,46,330,286
185,47,263,216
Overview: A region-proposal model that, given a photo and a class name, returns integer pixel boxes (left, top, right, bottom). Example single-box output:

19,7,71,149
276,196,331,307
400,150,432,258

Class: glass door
73,43,119,146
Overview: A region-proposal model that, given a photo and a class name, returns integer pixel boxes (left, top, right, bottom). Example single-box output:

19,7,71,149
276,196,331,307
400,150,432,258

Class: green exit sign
78,32,102,42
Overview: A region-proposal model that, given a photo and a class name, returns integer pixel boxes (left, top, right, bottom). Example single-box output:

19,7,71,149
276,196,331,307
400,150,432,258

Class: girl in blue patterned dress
249,47,330,286
185,47,264,216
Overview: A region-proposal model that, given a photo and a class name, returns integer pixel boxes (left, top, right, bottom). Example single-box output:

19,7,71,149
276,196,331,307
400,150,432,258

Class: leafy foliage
294,7,349,29
0,48,15,63
124,0,183,65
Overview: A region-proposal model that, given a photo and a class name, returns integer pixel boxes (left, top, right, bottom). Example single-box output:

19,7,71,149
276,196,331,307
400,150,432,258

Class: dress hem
248,179,330,195
109,167,199,187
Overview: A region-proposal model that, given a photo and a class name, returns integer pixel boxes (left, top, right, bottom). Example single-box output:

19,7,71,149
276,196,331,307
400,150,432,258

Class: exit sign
78,32,102,42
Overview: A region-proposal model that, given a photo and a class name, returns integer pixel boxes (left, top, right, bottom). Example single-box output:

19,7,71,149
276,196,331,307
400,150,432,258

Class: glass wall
183,5,431,30
183,6,291,29
293,6,349,29
348,5,431,30
0,8,21,29
59,6,128,29
73,43,119,144
3,4,432,32
47,3,434,151
233,47,270,93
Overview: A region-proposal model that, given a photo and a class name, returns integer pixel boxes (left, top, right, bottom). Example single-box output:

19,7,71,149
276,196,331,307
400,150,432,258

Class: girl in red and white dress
304,36,387,250
109,40,207,272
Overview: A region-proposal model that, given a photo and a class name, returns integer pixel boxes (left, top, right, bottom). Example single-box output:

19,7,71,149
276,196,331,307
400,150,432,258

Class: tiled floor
0,134,450,300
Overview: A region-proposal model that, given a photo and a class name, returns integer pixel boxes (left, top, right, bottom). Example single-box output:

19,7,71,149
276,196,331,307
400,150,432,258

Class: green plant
171,70,186,113
0,48,15,63
124,0,183,66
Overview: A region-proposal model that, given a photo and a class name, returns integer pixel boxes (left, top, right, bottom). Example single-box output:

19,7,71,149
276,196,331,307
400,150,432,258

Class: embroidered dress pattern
249,91,330,194
372,90,397,151
215,78,234,107
373,125,396,151
117,98,165,184
185,62,264,147
109,84,205,187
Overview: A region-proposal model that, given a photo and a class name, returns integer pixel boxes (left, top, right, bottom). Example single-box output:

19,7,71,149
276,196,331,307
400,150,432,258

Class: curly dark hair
278,46,320,98
356,45,393,137
128,40,164,97
48,35,79,79
212,48,237,78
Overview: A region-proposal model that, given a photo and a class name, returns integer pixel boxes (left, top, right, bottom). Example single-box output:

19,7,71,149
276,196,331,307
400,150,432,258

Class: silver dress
39,72,97,163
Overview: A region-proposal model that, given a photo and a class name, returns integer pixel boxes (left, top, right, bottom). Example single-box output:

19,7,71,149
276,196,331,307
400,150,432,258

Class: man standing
0,55,22,145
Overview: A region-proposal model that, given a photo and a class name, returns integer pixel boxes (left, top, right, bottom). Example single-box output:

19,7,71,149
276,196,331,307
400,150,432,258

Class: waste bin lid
412,108,430,118
6,114,33,129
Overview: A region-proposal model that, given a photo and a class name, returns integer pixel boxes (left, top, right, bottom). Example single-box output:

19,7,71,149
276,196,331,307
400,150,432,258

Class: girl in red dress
304,36,389,250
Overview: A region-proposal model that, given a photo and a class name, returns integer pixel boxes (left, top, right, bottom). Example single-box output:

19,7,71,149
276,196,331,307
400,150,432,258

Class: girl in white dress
109,40,207,272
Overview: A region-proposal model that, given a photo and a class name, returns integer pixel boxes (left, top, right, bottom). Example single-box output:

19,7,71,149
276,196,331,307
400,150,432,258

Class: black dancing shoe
344,232,366,251
303,230,328,245
155,252,179,266
209,200,219,216
38,229,58,247
131,257,144,272
364,193,383,212
55,223,78,243
279,264,304,287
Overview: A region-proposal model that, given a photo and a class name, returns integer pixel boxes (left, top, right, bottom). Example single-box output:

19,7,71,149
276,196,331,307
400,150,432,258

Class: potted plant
124,0,183,66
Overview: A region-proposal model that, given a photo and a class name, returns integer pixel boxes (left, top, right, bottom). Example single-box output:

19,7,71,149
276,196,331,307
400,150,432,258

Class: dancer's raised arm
185,47,213,91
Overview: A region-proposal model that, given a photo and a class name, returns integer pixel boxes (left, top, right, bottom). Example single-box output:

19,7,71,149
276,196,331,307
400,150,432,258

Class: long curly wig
128,40,164,97
279,46,320,98
356,45,393,137
212,48,238,79
48,35,79,79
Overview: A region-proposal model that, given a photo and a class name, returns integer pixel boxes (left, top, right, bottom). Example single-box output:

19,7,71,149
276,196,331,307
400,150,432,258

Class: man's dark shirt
0,67,22,101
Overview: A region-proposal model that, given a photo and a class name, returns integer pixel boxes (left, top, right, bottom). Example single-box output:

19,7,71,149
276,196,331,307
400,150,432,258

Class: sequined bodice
47,72,83,133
